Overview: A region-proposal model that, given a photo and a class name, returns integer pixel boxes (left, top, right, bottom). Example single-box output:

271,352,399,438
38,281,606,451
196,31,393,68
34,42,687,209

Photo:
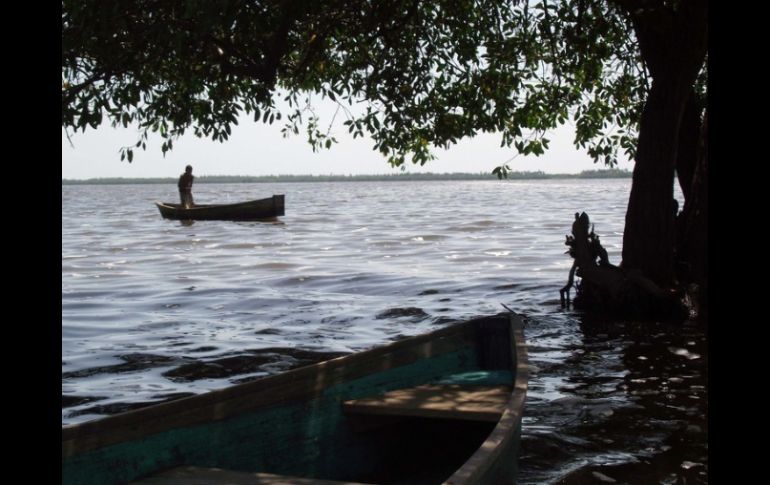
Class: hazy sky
62,109,632,180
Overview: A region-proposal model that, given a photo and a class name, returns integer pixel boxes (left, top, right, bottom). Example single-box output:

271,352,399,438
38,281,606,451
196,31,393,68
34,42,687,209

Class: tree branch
62,70,112,112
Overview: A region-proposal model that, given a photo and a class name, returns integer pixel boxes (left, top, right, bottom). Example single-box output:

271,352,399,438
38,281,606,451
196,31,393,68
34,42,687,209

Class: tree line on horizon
62,168,632,185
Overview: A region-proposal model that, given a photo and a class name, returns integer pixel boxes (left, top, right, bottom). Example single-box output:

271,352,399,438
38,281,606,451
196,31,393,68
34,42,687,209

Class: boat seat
130,466,373,485
342,384,512,422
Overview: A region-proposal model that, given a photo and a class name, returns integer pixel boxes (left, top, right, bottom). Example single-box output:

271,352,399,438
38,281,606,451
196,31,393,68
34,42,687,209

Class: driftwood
560,212,684,318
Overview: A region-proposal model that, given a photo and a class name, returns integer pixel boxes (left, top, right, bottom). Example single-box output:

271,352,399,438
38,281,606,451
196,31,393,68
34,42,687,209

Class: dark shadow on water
375,307,430,322
234,218,285,226
176,219,285,227
62,394,107,408
162,348,347,382
67,392,198,418
62,348,350,419
61,353,184,380
518,312,707,484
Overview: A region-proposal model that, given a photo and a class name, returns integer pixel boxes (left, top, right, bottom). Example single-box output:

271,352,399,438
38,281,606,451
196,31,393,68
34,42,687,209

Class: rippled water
62,179,706,483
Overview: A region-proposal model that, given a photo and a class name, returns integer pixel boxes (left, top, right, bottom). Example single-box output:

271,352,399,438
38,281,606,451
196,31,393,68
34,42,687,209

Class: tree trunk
680,110,708,317
676,91,701,202
621,0,708,287
622,76,687,285
689,111,708,285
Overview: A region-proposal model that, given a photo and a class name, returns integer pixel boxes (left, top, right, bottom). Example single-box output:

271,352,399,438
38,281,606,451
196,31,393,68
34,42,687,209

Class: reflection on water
62,180,704,483
520,312,707,484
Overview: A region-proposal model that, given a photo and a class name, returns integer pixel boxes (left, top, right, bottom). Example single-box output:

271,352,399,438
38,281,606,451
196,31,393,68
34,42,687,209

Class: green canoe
62,312,528,484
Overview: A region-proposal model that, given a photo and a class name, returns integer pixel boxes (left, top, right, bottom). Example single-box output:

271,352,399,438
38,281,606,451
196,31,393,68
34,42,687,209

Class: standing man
178,165,194,208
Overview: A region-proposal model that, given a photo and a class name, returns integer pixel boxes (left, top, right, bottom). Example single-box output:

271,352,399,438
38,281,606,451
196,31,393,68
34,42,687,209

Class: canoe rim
62,311,528,484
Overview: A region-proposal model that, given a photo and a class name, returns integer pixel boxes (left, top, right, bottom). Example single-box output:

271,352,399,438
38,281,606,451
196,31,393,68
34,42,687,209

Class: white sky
62,108,633,180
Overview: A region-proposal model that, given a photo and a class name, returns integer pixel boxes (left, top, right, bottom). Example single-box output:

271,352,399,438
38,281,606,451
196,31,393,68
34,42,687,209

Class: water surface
62,179,705,483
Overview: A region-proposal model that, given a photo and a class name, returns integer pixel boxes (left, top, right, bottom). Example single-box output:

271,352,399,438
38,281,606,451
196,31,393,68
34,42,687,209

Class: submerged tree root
561,212,687,320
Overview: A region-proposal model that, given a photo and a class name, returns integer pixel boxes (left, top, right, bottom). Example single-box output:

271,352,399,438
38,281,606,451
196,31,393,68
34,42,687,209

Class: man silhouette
178,165,194,209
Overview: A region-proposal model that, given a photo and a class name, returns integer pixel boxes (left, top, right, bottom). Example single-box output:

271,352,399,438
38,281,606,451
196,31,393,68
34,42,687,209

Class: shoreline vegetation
63,168,631,185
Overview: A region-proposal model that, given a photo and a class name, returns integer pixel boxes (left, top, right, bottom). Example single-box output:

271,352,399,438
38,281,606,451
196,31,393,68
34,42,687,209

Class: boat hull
155,195,285,221
62,313,528,484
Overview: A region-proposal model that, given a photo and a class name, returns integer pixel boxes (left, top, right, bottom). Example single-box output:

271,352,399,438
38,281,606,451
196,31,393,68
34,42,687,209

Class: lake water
62,179,706,484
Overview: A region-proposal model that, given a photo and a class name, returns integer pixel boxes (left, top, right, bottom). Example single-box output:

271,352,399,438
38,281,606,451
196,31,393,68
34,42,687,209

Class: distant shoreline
63,169,631,185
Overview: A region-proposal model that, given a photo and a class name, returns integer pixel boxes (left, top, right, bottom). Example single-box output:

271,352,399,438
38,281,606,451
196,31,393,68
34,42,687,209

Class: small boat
62,312,528,485
155,195,285,221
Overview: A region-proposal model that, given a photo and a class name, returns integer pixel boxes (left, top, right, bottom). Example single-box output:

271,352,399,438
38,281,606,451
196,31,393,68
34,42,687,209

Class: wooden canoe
155,195,285,221
62,312,528,485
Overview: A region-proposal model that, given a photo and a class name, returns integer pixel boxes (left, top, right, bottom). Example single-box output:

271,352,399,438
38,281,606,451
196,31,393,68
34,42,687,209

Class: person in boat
178,165,194,208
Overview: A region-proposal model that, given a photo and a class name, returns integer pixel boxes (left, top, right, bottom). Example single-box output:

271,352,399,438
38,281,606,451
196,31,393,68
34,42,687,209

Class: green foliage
62,1,704,171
